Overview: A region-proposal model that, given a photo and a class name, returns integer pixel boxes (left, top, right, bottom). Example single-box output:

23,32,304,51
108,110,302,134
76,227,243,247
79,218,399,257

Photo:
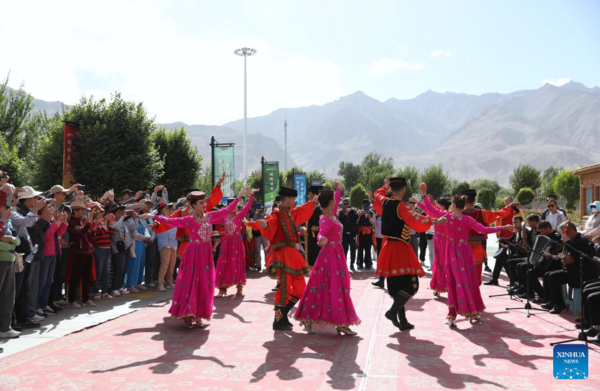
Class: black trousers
376,237,382,257
342,233,357,266
386,274,420,298
491,251,510,281
543,270,569,306
582,280,600,322
506,257,527,286
68,253,93,303
357,234,372,268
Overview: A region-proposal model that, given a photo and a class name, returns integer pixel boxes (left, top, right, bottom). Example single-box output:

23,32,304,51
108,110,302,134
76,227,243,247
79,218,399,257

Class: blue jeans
93,247,112,294
38,255,56,309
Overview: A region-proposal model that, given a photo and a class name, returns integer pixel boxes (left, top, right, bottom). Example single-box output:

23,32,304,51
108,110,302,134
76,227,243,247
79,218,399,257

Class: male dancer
249,187,316,331
305,180,324,268
169,173,226,257
461,189,515,285
374,178,445,330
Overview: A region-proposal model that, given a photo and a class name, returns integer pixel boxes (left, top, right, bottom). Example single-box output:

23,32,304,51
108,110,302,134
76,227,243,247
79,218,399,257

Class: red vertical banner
62,122,80,188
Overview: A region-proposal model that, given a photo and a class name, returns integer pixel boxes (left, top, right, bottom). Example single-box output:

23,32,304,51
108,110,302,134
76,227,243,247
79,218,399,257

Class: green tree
478,188,496,210
153,127,201,198
542,166,562,196
471,178,501,195
338,161,361,189
59,93,163,196
420,164,450,199
0,75,56,185
396,166,420,200
516,187,535,206
509,164,541,194
307,170,326,186
554,169,580,210
32,115,64,191
197,165,214,195
349,184,368,208
244,170,263,203
451,181,471,196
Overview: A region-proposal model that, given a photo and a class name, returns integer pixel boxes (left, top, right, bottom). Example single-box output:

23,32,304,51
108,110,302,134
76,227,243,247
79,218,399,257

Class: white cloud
541,78,571,87
0,1,343,125
368,58,424,77
430,50,451,58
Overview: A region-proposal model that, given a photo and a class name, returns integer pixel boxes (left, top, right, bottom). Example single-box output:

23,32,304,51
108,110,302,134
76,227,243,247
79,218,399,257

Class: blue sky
1,0,598,124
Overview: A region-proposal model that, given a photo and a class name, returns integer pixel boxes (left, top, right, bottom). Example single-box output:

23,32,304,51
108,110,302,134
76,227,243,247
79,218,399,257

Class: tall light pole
234,47,257,180
284,119,288,172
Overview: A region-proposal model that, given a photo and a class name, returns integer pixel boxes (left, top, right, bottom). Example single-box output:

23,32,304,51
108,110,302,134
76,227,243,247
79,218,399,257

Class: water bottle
24,244,38,264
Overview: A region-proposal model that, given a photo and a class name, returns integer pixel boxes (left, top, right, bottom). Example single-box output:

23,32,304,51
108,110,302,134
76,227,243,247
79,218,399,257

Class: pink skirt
169,242,215,321
445,242,485,318
294,242,361,327
215,234,247,289
430,235,448,293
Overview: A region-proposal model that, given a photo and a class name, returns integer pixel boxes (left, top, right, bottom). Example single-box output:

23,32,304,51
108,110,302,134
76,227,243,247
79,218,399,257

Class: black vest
381,198,411,243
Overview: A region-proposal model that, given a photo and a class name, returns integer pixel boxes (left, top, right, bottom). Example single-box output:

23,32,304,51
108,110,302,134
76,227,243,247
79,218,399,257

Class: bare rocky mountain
397,82,600,184
29,81,599,184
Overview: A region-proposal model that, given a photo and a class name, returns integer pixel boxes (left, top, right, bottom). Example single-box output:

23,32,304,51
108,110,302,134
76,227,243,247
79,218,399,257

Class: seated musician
516,221,562,301
542,222,597,314
506,214,539,291
487,215,529,286
580,236,600,336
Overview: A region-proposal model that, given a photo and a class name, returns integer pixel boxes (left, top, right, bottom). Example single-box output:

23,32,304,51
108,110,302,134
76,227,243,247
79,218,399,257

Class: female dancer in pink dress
416,192,513,327
149,188,249,328
294,181,361,335
213,190,257,297
417,184,451,297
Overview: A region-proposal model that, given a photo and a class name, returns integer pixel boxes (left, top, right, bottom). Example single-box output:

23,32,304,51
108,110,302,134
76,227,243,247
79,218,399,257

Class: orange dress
169,186,223,257
374,185,433,278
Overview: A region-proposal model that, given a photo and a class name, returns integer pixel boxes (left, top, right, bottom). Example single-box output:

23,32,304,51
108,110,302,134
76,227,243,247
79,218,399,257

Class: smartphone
141,191,148,197
362,204,370,212
0,172,8,179
78,185,86,191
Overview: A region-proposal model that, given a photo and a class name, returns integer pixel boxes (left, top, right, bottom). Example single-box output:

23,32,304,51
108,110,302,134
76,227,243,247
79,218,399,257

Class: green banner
213,145,235,199
262,161,279,207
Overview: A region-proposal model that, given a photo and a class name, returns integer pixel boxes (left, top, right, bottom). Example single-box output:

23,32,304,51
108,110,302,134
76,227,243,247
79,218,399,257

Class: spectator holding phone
357,199,375,271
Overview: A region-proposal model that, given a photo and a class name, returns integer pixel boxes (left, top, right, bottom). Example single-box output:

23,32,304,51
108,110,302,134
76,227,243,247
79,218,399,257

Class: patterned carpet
0,271,599,390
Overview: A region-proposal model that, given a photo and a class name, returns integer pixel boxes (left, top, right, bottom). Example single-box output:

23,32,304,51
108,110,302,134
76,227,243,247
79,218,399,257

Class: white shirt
546,212,559,230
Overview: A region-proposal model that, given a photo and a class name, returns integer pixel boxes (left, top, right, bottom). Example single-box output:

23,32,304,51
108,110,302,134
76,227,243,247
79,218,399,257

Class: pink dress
418,197,449,294
442,213,502,318
154,198,240,321
294,188,361,327
213,194,254,289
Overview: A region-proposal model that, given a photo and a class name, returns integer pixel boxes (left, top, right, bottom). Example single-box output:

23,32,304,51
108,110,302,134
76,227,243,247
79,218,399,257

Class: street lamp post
234,47,257,180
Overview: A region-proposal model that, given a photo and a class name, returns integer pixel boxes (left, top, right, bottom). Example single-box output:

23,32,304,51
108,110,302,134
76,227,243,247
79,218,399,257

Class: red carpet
0,271,599,390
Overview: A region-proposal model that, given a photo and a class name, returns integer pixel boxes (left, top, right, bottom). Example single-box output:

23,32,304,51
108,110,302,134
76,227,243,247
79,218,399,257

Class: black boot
273,306,293,331
371,276,384,288
385,291,411,329
272,282,280,292
284,299,298,328
398,307,414,331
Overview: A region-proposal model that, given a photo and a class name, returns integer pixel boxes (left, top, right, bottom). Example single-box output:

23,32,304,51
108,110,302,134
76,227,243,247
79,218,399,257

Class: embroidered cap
278,187,298,198
187,191,206,201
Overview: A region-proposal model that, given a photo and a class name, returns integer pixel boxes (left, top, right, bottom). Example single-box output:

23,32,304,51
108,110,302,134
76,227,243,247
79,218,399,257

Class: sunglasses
547,204,556,208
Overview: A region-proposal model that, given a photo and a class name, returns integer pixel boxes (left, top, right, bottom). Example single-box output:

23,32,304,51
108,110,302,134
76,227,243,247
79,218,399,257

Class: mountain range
28,81,600,185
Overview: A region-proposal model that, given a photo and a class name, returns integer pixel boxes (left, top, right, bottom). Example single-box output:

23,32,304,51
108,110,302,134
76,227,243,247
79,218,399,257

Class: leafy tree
516,187,535,206
509,164,541,194
281,166,304,188
338,161,361,189
307,170,326,186
478,188,496,210
451,181,471,196
420,164,450,199
554,169,580,210
349,184,368,208
153,127,201,198
197,165,214,195
61,93,163,196
542,166,562,196
396,166,420,200
244,170,263,203
0,74,56,185
32,115,64,191
471,178,501,195
360,165,394,193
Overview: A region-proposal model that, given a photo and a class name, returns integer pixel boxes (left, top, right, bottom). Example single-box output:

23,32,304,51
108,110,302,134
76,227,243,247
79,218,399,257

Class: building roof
572,163,600,176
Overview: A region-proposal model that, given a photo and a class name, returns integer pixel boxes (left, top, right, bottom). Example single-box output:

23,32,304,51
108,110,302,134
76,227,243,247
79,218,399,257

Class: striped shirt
92,223,114,248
